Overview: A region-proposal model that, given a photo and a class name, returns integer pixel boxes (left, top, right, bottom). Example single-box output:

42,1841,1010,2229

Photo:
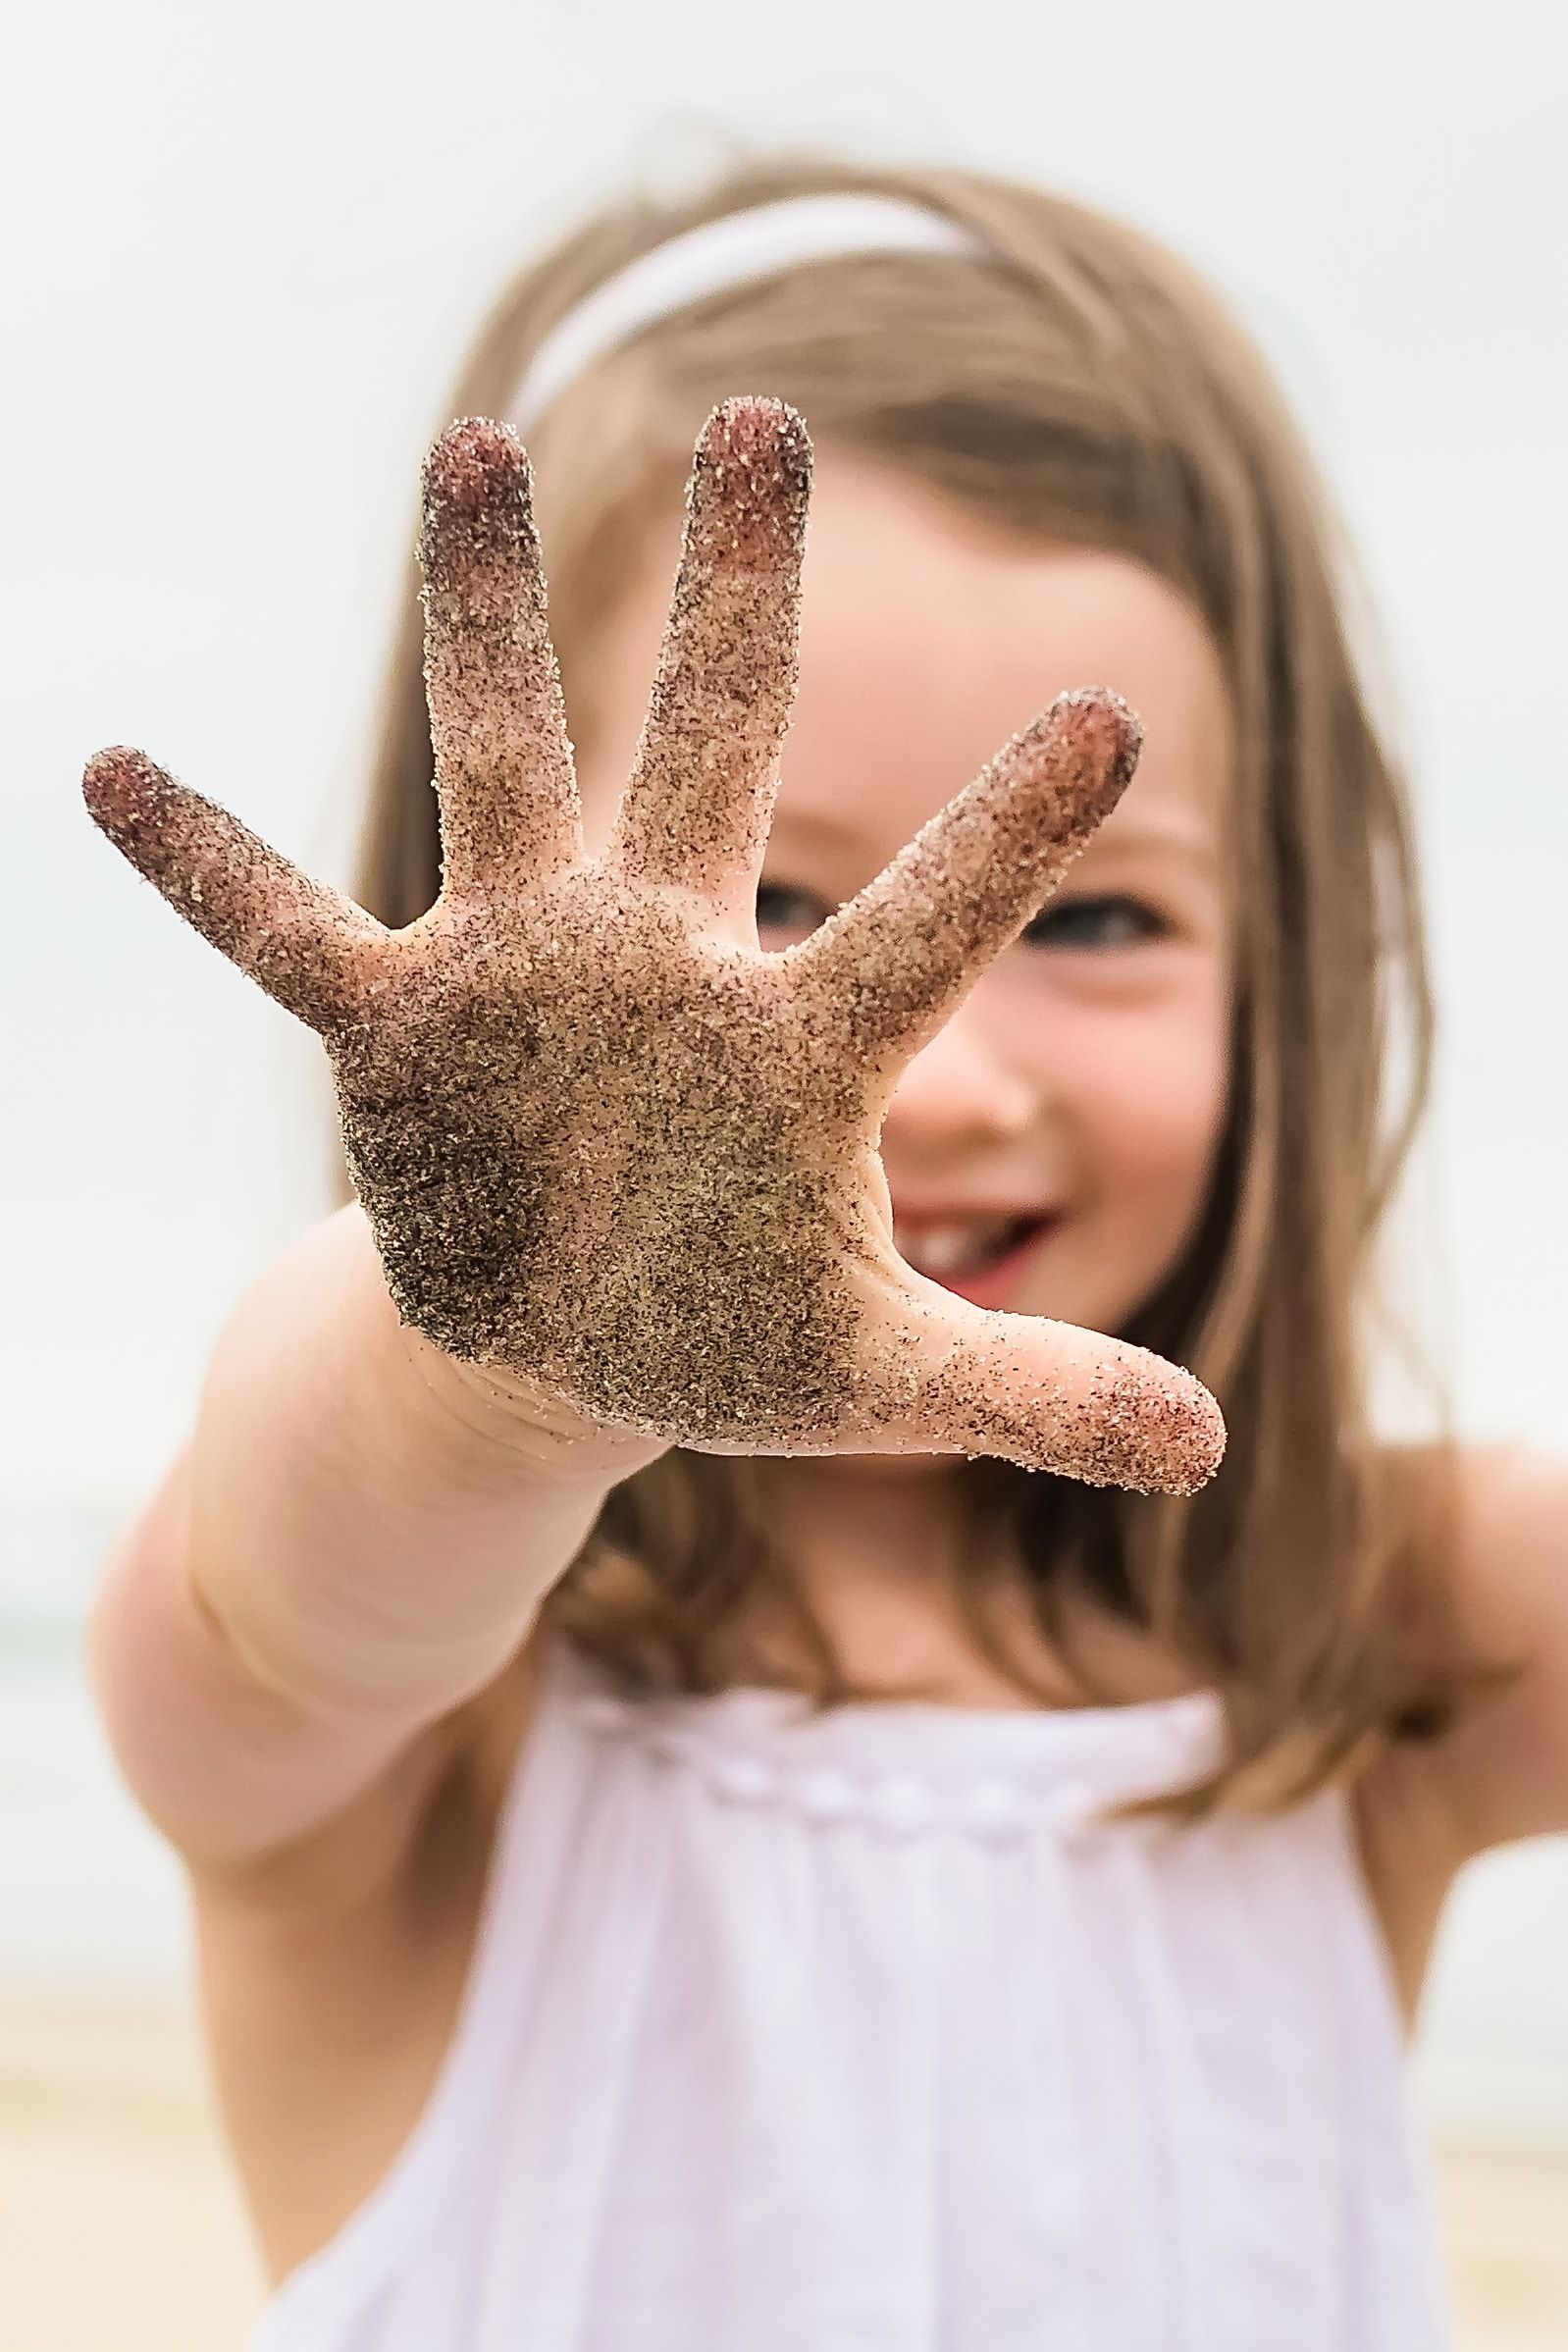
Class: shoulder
1381,1437,1568,1856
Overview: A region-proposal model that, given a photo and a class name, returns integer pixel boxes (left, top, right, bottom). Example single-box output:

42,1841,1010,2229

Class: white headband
508,194,979,433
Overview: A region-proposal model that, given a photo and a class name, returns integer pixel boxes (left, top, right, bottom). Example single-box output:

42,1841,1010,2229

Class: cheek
1041,984,1231,1215
1089,1031,1226,1195
1014,981,1232,1331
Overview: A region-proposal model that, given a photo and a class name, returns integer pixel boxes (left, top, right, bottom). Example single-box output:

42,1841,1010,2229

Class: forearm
185,1204,661,1714
89,1204,665,1868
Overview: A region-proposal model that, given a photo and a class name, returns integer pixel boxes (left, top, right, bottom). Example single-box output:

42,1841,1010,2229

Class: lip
892,1202,1052,1225
894,1212,1059,1311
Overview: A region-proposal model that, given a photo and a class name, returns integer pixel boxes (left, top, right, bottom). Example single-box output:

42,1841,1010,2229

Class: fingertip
1048,686,1144,805
421,417,534,549
426,413,527,481
692,397,812,564
82,745,166,839
1087,1354,1227,1496
701,394,812,475
1156,1372,1228,1496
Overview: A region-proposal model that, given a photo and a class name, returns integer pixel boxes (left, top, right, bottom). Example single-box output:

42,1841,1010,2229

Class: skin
85,401,1568,1971
570,446,1568,1985
574,456,1235,1668
79,406,1568,2294
83,403,1223,1496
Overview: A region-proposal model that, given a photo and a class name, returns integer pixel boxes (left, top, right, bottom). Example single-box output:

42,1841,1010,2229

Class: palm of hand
83,400,1224,1493
326,875,877,1446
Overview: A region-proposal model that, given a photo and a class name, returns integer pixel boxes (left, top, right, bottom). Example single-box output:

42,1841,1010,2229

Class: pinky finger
82,746,391,1035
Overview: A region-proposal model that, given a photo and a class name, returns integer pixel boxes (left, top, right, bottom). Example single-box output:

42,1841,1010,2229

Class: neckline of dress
554,1636,1224,1794
681,1677,1220,1730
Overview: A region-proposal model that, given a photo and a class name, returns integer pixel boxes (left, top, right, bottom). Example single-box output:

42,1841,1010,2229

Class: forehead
775,457,1232,865
574,452,1232,864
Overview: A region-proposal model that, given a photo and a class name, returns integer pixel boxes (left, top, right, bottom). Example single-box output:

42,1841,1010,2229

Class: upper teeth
897,1217,1019,1273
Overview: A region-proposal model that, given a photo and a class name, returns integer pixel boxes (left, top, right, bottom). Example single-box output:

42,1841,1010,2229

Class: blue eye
759,883,1162,951
1021,895,1163,949
756,883,828,939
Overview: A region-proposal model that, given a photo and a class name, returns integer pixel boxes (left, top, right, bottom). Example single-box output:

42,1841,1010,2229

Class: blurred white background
2,0,1565,2141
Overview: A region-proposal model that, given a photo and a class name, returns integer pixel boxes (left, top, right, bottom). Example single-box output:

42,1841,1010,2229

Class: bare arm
88,1203,663,1879
1408,1443,1568,1855
82,398,1222,1900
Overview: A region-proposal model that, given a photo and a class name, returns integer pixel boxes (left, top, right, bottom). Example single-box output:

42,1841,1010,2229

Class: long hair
332,149,1467,1815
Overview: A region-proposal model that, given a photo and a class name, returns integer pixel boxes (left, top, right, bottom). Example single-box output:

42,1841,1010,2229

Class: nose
880,994,1037,1147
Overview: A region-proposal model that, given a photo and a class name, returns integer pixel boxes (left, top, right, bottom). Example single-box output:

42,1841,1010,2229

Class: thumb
856,1299,1226,1493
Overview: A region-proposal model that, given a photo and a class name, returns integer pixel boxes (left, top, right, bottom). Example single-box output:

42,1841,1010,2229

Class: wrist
334,1203,667,1491
394,1321,673,1491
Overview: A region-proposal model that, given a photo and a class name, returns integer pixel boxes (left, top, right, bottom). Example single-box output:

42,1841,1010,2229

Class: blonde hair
336,149,1468,1815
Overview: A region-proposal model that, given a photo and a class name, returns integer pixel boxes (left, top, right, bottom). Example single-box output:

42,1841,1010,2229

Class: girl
83,154,1567,2349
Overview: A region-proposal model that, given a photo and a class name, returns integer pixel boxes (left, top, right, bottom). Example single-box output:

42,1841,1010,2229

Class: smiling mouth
894,1213,1055,1281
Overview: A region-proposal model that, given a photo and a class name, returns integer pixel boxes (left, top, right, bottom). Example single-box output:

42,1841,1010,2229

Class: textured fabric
250,1629,1452,2350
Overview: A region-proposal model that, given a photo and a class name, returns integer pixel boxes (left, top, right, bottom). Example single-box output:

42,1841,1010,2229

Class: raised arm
87,1204,664,1878
83,398,1224,1891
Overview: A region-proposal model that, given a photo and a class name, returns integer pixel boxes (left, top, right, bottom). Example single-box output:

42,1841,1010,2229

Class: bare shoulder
191,1619,551,2293
1365,1439,1568,1864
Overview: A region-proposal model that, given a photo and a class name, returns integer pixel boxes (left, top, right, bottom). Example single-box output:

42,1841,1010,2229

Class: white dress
250,1627,1452,2350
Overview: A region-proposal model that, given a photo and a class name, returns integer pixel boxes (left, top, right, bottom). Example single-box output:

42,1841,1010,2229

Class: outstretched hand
83,398,1225,1494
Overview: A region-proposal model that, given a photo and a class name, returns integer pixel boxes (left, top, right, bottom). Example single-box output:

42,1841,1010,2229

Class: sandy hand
83,399,1224,1494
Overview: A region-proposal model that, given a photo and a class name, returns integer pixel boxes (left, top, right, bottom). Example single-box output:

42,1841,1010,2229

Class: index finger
782,689,1140,1083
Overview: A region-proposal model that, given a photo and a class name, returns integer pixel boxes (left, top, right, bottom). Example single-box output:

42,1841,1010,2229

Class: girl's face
575,455,1235,1352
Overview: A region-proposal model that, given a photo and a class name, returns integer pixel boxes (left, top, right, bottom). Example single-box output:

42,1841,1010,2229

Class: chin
1010,1246,1172,1340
